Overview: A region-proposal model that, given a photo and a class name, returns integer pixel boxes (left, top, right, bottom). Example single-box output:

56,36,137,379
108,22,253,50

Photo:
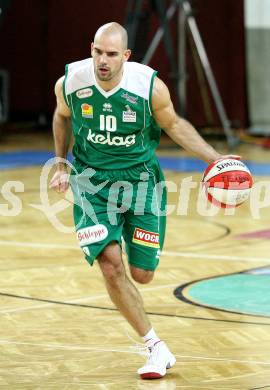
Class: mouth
98,67,109,76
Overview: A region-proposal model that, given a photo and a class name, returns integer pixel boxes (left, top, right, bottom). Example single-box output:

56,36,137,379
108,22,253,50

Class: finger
49,179,60,189
222,154,242,160
59,181,69,193
214,155,242,163
229,155,242,160
49,180,58,189
50,173,69,190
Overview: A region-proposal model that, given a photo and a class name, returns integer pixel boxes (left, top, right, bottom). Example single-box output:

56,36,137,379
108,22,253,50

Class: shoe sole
140,372,164,379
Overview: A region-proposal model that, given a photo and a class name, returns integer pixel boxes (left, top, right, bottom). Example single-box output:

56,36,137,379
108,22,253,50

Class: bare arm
53,76,72,168
50,77,72,192
152,77,221,163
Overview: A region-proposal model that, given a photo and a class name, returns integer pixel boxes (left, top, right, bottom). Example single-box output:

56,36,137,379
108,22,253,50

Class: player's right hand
49,170,70,193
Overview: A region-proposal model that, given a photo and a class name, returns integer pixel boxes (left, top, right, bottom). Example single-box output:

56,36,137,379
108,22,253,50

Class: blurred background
0,0,269,146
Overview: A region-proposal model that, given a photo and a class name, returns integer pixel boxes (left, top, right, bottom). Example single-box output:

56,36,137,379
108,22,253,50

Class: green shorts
70,158,167,271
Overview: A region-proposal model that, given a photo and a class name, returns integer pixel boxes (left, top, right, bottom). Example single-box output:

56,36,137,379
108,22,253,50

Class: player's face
91,34,130,83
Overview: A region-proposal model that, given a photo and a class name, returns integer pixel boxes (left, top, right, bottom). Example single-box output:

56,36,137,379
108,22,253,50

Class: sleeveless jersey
63,58,161,170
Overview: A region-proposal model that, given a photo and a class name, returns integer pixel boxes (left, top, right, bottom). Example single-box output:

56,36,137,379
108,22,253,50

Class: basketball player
50,22,232,379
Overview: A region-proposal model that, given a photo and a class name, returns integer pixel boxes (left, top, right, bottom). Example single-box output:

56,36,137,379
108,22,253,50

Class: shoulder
152,77,171,111
54,75,70,115
151,77,177,129
55,76,65,97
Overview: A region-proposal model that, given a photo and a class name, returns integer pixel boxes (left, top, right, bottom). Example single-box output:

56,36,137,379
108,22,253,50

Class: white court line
0,339,269,366
0,239,269,262
0,283,177,314
0,339,139,354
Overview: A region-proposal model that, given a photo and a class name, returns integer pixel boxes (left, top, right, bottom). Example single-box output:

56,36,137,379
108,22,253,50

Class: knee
130,267,154,284
100,261,124,284
98,246,125,286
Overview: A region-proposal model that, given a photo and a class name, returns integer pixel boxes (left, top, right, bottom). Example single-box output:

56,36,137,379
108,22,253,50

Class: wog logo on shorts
77,224,108,246
132,227,160,248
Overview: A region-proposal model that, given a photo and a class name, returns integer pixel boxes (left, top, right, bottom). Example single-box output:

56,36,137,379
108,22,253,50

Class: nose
99,53,107,64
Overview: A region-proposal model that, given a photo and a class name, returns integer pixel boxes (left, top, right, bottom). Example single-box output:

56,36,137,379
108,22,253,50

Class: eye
94,48,102,55
107,52,118,57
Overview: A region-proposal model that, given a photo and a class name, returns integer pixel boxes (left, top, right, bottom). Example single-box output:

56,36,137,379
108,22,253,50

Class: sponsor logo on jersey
123,105,136,122
121,92,138,105
103,103,113,112
132,227,160,248
77,224,108,246
87,129,136,147
76,88,93,98
81,103,93,118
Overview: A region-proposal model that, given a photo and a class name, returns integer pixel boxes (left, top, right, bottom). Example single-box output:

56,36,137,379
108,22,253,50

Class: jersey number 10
100,115,117,132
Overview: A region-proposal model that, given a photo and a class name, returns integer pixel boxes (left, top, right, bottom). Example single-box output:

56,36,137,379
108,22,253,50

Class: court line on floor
1,290,270,326
0,239,269,263
0,339,269,367
0,283,177,314
0,294,108,314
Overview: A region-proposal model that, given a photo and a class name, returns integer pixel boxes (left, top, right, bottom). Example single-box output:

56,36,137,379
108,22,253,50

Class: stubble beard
96,69,112,81
95,61,123,83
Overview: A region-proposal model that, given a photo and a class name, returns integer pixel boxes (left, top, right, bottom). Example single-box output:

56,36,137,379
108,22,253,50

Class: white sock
142,328,160,344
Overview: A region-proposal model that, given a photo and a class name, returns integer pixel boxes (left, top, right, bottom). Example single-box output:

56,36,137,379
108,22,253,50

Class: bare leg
97,242,151,336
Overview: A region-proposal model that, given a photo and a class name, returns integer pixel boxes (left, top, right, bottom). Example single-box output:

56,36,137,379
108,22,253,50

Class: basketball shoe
138,340,176,379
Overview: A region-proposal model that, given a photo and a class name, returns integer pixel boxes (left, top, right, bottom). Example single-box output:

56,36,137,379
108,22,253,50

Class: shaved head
91,22,131,89
94,22,128,50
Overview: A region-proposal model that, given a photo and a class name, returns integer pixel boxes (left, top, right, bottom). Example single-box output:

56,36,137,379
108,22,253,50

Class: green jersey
63,58,161,169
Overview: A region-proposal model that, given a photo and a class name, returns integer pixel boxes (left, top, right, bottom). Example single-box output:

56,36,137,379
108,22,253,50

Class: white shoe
137,340,176,379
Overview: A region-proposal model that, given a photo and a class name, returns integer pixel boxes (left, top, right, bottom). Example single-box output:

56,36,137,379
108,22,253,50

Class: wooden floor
0,131,270,389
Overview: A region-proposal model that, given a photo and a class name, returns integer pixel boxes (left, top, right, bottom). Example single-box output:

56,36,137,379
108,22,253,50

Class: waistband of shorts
71,157,161,181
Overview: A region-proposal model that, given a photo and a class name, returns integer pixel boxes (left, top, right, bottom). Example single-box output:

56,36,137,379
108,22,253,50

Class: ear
91,42,94,56
123,49,131,62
